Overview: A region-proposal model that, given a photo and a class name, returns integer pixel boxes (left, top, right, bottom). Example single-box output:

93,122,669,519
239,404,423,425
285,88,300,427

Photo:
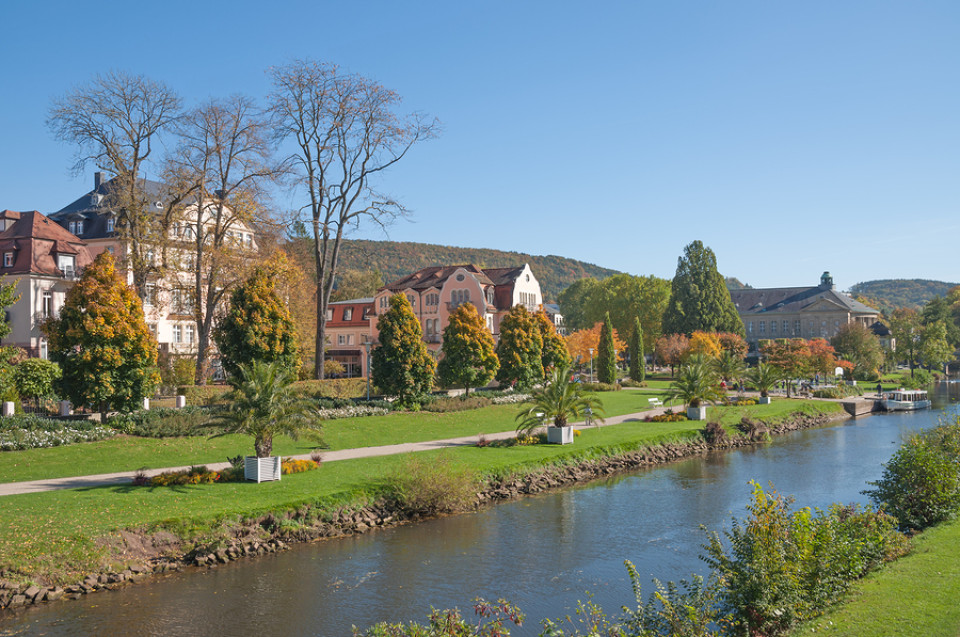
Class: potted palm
664,358,724,420
211,360,323,482
748,362,780,405
516,363,604,444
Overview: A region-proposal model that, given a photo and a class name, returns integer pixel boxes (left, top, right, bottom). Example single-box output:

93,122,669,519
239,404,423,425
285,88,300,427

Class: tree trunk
254,434,273,458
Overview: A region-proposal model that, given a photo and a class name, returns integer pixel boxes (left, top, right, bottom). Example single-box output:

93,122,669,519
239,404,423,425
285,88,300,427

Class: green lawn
791,516,960,637
0,390,669,483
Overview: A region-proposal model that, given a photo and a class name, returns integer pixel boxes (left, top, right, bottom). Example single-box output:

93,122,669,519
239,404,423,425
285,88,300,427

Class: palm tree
748,362,781,399
515,363,605,436
211,360,323,457
663,359,724,409
713,350,746,384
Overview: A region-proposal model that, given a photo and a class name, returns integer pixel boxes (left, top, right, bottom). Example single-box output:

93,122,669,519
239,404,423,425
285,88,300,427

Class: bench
648,397,664,408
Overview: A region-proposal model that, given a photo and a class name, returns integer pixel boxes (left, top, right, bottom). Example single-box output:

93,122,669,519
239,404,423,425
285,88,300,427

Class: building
0,210,100,357
729,272,881,347
324,297,375,377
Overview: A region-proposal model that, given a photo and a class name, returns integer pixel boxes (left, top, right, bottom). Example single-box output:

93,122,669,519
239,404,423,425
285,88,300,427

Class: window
185,324,195,344
106,217,115,233
783,320,789,334
244,233,253,248
106,246,115,255
3,252,13,268
343,308,353,321
57,254,75,277
145,283,156,307
379,296,388,310
172,324,182,344
794,320,801,335
172,289,193,314
747,321,753,335
338,334,347,345
69,220,84,235
42,291,52,318
362,307,371,320
759,321,765,335
325,309,333,321
770,320,777,335
406,294,416,307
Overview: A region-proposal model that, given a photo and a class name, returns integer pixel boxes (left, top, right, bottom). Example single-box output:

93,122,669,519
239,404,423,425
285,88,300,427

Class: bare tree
268,60,438,379
47,71,181,299
164,95,283,383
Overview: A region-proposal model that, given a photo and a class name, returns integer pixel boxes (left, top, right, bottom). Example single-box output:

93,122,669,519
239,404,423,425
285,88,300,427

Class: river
3,384,958,636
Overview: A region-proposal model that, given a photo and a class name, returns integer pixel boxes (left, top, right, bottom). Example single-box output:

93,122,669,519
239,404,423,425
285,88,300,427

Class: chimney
94,172,104,190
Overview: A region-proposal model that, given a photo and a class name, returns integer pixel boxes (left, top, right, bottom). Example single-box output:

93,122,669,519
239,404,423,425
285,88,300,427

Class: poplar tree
437,303,498,395
213,264,300,379
630,317,645,382
43,252,160,421
662,240,744,337
534,309,570,373
372,293,436,405
597,312,617,384
495,305,543,389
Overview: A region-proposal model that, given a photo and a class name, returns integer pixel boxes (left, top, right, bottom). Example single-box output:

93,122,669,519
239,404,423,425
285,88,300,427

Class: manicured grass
0,391,670,483
791,516,960,636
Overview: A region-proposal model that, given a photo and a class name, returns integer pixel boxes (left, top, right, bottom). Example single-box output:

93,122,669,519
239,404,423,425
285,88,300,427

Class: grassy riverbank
0,399,843,587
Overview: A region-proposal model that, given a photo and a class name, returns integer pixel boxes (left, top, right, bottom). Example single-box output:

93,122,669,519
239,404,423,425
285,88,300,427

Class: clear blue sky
2,1,958,291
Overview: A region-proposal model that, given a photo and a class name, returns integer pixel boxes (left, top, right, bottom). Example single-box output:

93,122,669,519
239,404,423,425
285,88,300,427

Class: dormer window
3,252,13,268
106,217,115,233
343,308,354,321
69,220,84,235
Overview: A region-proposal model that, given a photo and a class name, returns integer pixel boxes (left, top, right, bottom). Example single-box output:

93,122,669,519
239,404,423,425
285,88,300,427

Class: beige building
729,272,880,347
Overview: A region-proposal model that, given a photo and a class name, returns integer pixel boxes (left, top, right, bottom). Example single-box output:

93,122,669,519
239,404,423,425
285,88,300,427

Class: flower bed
645,410,688,423
0,418,116,451
135,458,320,487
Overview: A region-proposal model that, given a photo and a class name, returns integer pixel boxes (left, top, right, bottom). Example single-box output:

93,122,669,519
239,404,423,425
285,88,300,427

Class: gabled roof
49,174,167,240
482,266,526,286
730,284,878,316
0,211,94,276
382,264,494,292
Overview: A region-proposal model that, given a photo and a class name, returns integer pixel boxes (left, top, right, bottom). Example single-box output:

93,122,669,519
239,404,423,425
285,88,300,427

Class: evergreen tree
0,280,20,399
662,240,745,337
437,303,498,395
597,312,617,384
213,265,300,379
43,252,160,421
534,309,570,373
372,293,436,405
630,317,645,382
495,305,543,389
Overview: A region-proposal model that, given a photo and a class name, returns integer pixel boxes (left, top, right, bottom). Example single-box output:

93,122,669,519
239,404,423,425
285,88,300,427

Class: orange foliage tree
564,322,626,366
654,333,690,377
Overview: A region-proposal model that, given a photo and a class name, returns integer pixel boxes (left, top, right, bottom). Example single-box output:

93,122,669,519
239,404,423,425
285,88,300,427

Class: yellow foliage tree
565,322,626,364
687,331,722,359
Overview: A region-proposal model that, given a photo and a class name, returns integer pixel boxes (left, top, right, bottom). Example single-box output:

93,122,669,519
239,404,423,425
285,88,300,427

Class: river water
3,384,959,636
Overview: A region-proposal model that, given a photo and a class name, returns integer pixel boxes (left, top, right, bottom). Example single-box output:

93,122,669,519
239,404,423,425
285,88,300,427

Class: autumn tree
654,333,690,377
687,331,722,359
371,293,435,405
831,324,884,380
164,95,283,383
42,252,160,421
630,317,645,382
269,60,438,379
717,332,748,359
564,322,626,367
807,338,840,377
495,305,543,389
662,240,744,337
213,263,300,379
47,71,181,299
437,303,498,395
761,339,810,396
534,309,570,373
596,313,617,384
331,269,383,302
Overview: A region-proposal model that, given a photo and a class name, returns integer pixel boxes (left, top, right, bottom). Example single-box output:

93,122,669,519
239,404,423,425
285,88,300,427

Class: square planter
244,456,282,483
687,405,708,421
758,396,772,405
546,425,574,445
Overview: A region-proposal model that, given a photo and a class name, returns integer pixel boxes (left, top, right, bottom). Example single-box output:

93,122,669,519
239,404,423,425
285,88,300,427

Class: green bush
108,407,220,438
865,421,960,531
619,379,647,388
812,384,863,399
580,381,620,392
12,359,61,403
389,453,478,515
901,368,934,388
354,599,524,637
423,395,492,413
180,385,231,406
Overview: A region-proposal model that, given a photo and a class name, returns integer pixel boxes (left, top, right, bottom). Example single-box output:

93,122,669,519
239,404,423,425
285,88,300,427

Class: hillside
849,279,958,312
306,239,623,301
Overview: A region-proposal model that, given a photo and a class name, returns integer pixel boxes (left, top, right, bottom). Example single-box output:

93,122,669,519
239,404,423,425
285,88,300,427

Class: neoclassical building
729,272,880,347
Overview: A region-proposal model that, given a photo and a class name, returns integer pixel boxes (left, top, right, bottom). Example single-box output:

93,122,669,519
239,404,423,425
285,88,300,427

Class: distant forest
850,279,958,312
293,239,623,301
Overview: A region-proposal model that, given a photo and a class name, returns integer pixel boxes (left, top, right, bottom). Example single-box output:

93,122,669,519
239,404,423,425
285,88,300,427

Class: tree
331,269,383,302
713,350,745,384
515,363,604,435
48,71,181,299
371,293,435,405
558,274,670,347
922,296,960,348
889,308,922,377
596,313,617,384
920,321,954,372
42,252,160,421
629,317,645,382
0,281,21,399
748,362,781,398
662,241,744,337
269,60,438,379
564,322,626,368
688,331,722,359
761,339,810,397
164,95,283,384
717,332,748,359
495,304,543,389
654,333,690,377
437,303,498,395
213,263,300,380
13,359,61,407
663,359,723,409
534,309,570,373
212,360,322,458
807,338,840,377
557,278,603,332
831,323,884,380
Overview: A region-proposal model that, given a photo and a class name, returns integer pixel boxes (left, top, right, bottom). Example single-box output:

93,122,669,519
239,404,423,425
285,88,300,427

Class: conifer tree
437,303,498,395
372,293,436,405
662,240,744,337
495,305,543,389
597,312,617,384
213,264,300,379
43,252,160,421
630,317,645,382
534,309,570,373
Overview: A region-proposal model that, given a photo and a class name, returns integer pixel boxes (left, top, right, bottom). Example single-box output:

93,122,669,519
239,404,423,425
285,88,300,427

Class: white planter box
687,405,708,421
546,426,574,445
758,396,772,405
244,456,282,483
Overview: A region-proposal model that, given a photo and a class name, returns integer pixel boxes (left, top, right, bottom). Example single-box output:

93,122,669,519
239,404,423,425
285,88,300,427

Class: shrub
901,368,934,388
736,416,770,442
701,421,727,446
619,379,647,388
107,407,219,438
180,384,232,406
354,599,524,637
390,454,479,515
865,421,960,531
646,410,687,423
580,381,620,392
281,458,319,475
722,397,757,406
423,395,492,413
812,384,863,399
147,465,224,487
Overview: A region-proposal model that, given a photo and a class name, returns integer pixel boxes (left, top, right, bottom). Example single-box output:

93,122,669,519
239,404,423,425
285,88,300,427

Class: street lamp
362,338,374,401
588,348,594,383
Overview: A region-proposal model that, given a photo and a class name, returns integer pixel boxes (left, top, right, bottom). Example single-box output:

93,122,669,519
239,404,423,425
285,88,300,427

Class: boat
882,388,932,411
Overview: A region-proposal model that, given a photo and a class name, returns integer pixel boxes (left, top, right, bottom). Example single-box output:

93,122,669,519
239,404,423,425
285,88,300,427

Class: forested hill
328,239,622,301
850,279,958,311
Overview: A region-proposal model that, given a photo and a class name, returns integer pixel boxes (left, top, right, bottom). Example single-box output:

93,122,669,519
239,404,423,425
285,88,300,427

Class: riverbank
0,400,845,614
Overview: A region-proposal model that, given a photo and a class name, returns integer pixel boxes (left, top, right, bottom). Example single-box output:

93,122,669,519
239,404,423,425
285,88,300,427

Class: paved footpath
0,400,680,498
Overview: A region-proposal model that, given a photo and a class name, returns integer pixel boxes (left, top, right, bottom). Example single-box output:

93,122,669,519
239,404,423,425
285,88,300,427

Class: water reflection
2,386,956,636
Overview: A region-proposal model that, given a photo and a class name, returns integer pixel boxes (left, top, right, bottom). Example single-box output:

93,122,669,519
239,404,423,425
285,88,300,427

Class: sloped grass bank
0,401,844,611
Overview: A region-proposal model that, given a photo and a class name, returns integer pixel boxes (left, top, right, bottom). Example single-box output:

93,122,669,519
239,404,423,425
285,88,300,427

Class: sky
2,1,958,291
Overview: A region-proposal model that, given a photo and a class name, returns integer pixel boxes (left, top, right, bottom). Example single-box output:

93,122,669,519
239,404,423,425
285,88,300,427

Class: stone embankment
0,410,842,613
